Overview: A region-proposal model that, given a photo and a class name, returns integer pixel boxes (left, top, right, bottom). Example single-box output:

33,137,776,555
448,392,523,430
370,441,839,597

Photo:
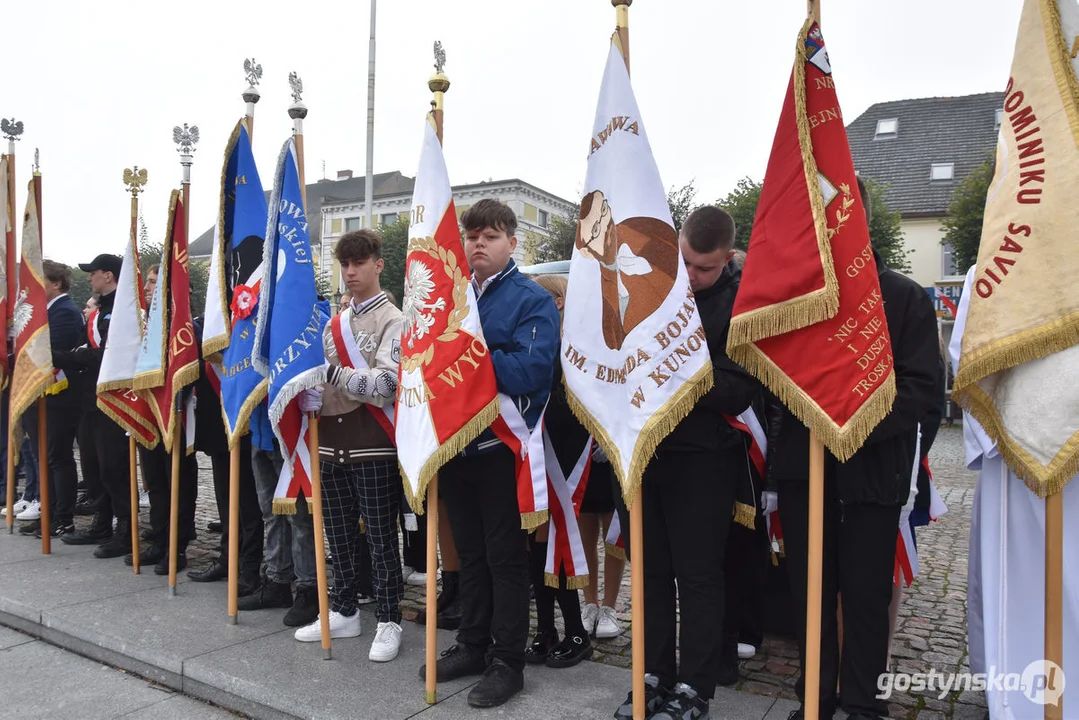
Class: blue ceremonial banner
204,120,270,446
253,137,328,469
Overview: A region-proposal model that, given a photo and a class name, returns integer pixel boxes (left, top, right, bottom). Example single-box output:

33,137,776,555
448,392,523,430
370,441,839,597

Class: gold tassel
733,501,756,530
520,509,548,531
605,542,626,562
272,497,298,515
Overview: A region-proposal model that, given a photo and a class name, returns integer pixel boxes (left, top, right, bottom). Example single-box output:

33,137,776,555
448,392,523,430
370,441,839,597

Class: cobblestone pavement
50,425,983,719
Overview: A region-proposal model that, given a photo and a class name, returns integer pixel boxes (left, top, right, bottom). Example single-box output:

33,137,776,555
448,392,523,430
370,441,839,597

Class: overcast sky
3,0,1020,266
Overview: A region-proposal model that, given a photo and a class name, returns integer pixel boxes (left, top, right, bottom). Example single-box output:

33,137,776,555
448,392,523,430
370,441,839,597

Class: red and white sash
543,429,592,587
87,309,102,348
605,509,626,561
723,409,768,479
273,406,314,513
491,394,548,529
328,307,396,443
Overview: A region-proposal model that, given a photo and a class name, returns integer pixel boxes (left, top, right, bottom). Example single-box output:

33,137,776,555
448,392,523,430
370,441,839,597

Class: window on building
380,212,397,226
942,241,960,278
874,118,898,138
344,217,361,232
995,108,1004,130
538,209,549,228
931,163,955,181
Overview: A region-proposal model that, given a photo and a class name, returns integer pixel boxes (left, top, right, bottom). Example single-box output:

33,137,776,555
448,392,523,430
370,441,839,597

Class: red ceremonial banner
727,20,895,459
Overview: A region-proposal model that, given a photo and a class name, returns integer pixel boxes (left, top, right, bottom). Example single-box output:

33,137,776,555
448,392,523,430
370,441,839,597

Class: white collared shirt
46,292,68,310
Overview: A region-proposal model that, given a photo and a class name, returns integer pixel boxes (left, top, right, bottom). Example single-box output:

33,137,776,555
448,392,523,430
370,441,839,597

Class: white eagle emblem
12,288,32,338
402,261,446,348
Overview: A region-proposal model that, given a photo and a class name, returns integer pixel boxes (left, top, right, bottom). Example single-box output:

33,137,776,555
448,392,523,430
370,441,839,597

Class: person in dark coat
767,179,943,720
21,261,84,537
613,206,760,720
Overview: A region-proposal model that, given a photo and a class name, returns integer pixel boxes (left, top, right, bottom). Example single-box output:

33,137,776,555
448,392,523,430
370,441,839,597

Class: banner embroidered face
575,190,679,351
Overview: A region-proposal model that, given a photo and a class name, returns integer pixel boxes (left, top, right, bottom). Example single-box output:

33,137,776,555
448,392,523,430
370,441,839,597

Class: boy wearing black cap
54,254,133,558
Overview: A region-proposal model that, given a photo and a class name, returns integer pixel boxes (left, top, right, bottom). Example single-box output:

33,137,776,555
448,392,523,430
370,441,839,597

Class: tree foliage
862,178,911,273
941,157,993,275
667,181,697,233
716,177,762,250
379,216,409,307
528,206,579,264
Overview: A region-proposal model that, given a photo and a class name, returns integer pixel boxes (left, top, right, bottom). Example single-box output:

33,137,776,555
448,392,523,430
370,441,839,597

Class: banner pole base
322,648,332,661
169,585,177,598
426,691,437,705
228,614,237,626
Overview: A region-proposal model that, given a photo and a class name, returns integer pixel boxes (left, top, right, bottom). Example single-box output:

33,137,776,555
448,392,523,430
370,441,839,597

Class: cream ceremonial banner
562,39,713,505
954,0,1079,497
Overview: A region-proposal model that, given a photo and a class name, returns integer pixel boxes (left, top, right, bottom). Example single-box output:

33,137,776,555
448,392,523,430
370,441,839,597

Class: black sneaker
237,580,293,611
717,661,739,687
282,584,319,627
94,533,133,559
650,683,709,720
37,522,76,538
545,634,593,669
125,543,167,566
466,658,524,708
207,521,222,533
238,570,260,597
614,674,670,720
525,629,558,664
19,520,41,536
154,550,186,576
418,643,488,682
787,711,805,720
61,515,112,545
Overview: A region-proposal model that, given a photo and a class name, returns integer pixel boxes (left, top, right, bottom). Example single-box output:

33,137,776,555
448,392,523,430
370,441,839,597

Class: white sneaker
595,605,620,639
402,565,416,583
294,610,362,642
737,643,757,660
16,500,41,521
138,490,150,508
405,570,427,587
369,621,402,662
581,603,600,636
2,498,30,517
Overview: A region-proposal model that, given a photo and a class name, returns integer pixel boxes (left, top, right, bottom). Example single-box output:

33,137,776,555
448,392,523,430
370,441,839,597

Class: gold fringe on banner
401,396,500,514
95,397,160,450
605,542,626,562
545,572,590,591
272,497,297,515
733,501,756,530
520,509,548,531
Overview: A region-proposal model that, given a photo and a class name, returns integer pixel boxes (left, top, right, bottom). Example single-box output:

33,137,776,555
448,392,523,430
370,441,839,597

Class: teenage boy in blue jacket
418,199,561,708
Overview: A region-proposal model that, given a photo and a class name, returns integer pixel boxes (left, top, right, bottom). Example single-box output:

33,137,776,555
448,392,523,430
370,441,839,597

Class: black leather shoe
238,571,260,597
466,658,523,708
717,661,740,687
237,580,293,612
524,629,558,664
125,543,167,566
545,634,592,669
61,515,112,545
207,521,222,533
283,584,319,627
418,643,488,682
188,558,227,582
94,533,133,559
154,550,186,576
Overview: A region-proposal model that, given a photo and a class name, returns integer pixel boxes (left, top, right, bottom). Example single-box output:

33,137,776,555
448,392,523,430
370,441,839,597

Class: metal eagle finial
433,41,446,73
1,118,24,142
173,123,200,154
289,72,304,104
123,166,148,196
244,58,263,87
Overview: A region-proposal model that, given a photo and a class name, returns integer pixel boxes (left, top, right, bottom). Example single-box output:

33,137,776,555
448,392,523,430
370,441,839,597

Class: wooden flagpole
802,7,824,720
123,167,146,573
609,4,647,718
229,60,261,625
1045,490,1063,720
289,75,332,660
4,133,17,534
30,163,51,554
424,49,450,704
170,127,197,597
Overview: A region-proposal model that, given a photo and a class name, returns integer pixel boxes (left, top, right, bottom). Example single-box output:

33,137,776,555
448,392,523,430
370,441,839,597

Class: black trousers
88,409,131,522
440,447,529,672
401,492,427,571
24,398,80,524
637,449,736,699
139,443,198,547
208,436,263,574
778,476,900,719
721,515,769,665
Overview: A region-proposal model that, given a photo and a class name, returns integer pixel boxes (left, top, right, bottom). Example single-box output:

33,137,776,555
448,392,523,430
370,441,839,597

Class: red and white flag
727,19,895,459
396,117,499,511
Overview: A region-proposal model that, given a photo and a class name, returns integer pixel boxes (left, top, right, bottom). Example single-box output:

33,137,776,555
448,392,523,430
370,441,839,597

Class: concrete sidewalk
0,531,799,720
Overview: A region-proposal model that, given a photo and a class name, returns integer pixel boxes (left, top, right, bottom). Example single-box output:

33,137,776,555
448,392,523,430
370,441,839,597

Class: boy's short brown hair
461,198,517,236
42,259,72,292
335,229,382,262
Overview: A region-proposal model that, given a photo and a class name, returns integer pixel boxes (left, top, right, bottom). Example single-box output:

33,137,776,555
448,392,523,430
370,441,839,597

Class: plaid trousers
320,458,403,622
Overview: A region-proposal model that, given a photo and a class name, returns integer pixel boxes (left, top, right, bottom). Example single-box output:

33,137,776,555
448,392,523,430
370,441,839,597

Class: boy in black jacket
766,179,942,720
614,206,760,720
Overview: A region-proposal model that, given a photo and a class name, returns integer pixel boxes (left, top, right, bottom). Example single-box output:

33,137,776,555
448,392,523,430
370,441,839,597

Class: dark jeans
778,476,901,719
139,443,198,548
25,399,80,523
721,515,769,665
639,449,736,699
88,408,131,522
440,447,529,672
19,438,38,502
208,436,263,574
